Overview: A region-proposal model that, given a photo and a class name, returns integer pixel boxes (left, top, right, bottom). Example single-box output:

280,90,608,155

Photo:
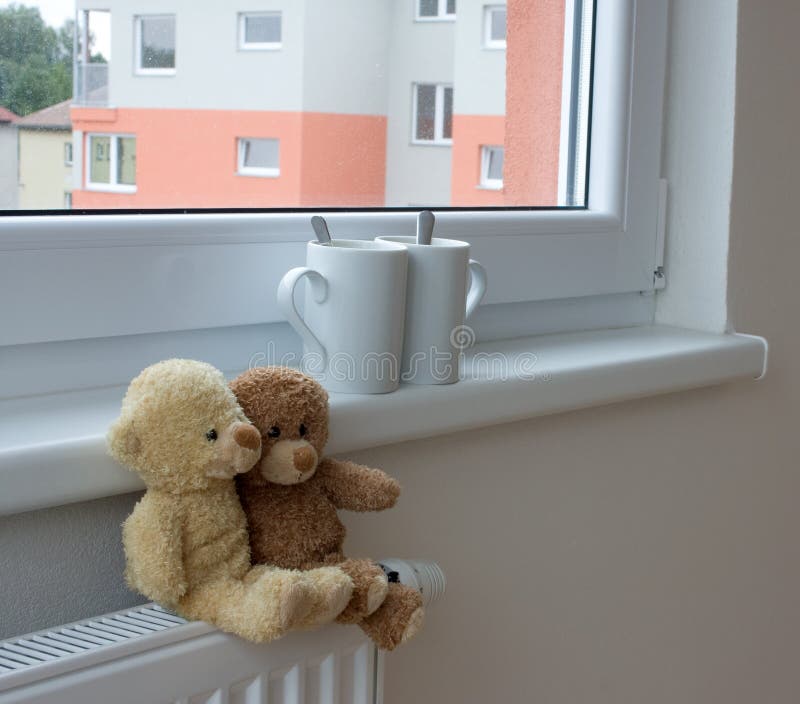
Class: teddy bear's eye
299,424,307,437
267,426,281,438
206,429,218,442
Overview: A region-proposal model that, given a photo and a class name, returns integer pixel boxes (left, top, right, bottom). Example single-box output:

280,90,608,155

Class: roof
0,106,18,124
15,99,71,130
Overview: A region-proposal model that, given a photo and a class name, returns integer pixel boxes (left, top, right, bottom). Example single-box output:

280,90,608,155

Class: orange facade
504,0,566,205
450,115,506,206
71,107,387,209
450,0,566,207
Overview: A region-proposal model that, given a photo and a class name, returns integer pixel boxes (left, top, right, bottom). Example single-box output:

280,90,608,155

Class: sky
0,0,111,57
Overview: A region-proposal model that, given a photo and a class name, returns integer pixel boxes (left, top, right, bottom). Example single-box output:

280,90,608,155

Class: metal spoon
311,215,332,245
416,210,435,246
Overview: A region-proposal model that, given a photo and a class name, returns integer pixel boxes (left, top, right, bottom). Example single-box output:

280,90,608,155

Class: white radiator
0,560,444,704
0,604,383,704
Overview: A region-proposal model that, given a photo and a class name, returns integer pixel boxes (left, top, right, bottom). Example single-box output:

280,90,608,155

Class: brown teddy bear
231,366,424,651
108,359,355,643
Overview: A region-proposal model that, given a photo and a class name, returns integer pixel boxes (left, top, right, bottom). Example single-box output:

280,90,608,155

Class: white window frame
64,141,73,166
0,0,668,377
415,0,456,22
85,133,137,193
480,145,504,189
237,137,280,178
238,12,282,51
483,5,507,49
134,14,176,76
411,83,453,146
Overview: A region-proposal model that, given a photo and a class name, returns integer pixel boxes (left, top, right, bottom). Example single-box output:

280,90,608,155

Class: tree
0,4,73,116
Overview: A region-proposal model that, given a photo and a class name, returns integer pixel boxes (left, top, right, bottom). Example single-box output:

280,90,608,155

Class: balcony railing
74,62,109,107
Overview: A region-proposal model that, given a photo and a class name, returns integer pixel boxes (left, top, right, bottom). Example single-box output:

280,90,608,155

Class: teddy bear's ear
107,415,142,464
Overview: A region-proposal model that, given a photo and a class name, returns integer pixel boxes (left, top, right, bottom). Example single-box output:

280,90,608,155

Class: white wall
3,1,800,702
384,0,454,206
301,0,390,115
452,0,506,116
84,0,306,111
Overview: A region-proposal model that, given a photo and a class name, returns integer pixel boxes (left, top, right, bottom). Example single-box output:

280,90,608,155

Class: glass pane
245,15,281,45
242,138,279,169
140,16,175,70
89,136,111,184
418,0,438,18
1,1,594,210
487,147,504,181
117,137,136,185
491,9,507,42
442,87,453,140
415,85,436,141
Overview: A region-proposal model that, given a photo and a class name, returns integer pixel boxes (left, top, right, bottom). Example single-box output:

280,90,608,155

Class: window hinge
653,177,668,289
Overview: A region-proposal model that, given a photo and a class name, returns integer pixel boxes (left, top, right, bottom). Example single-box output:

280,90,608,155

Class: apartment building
70,0,571,209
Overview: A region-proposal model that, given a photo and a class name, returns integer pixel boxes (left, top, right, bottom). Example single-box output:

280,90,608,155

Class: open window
237,138,280,178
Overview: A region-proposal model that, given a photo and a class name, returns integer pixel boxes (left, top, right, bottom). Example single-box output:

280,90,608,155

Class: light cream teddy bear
108,359,353,642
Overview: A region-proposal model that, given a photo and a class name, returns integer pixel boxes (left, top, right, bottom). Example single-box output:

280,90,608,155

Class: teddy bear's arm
122,496,187,607
317,458,401,512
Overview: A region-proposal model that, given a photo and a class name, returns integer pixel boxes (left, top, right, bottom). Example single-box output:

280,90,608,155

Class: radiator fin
229,675,264,704
0,603,187,680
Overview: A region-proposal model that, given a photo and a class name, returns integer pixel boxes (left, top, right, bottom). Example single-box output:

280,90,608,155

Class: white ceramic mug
376,236,487,385
277,239,408,394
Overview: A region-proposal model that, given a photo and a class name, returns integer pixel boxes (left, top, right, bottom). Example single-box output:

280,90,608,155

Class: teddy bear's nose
233,423,261,451
293,445,317,473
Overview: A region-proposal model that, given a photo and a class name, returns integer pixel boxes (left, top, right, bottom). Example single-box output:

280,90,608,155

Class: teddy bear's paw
278,580,314,631
400,606,425,645
297,567,354,627
365,572,390,616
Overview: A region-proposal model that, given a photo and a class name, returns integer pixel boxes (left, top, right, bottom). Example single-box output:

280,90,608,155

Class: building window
64,192,72,209
480,145,504,189
237,138,280,177
86,134,137,192
416,0,456,21
64,142,73,166
413,84,453,144
239,12,282,50
484,5,507,49
135,15,176,74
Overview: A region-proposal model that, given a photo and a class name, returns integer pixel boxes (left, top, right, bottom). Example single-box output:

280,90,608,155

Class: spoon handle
416,210,435,245
311,216,333,245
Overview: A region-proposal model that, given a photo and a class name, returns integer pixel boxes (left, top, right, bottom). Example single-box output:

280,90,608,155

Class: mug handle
465,259,488,319
277,267,328,362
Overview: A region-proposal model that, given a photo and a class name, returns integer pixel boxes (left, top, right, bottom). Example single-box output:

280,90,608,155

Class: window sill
85,184,137,194
410,140,453,148
0,325,767,517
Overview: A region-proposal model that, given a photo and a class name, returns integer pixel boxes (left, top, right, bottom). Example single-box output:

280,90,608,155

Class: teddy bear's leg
178,566,352,643
358,583,424,651
178,572,302,643
327,558,389,624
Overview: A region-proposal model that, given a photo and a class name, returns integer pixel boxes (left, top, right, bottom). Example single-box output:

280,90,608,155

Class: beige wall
2,2,800,703
0,124,18,209
18,128,72,210
344,2,800,701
